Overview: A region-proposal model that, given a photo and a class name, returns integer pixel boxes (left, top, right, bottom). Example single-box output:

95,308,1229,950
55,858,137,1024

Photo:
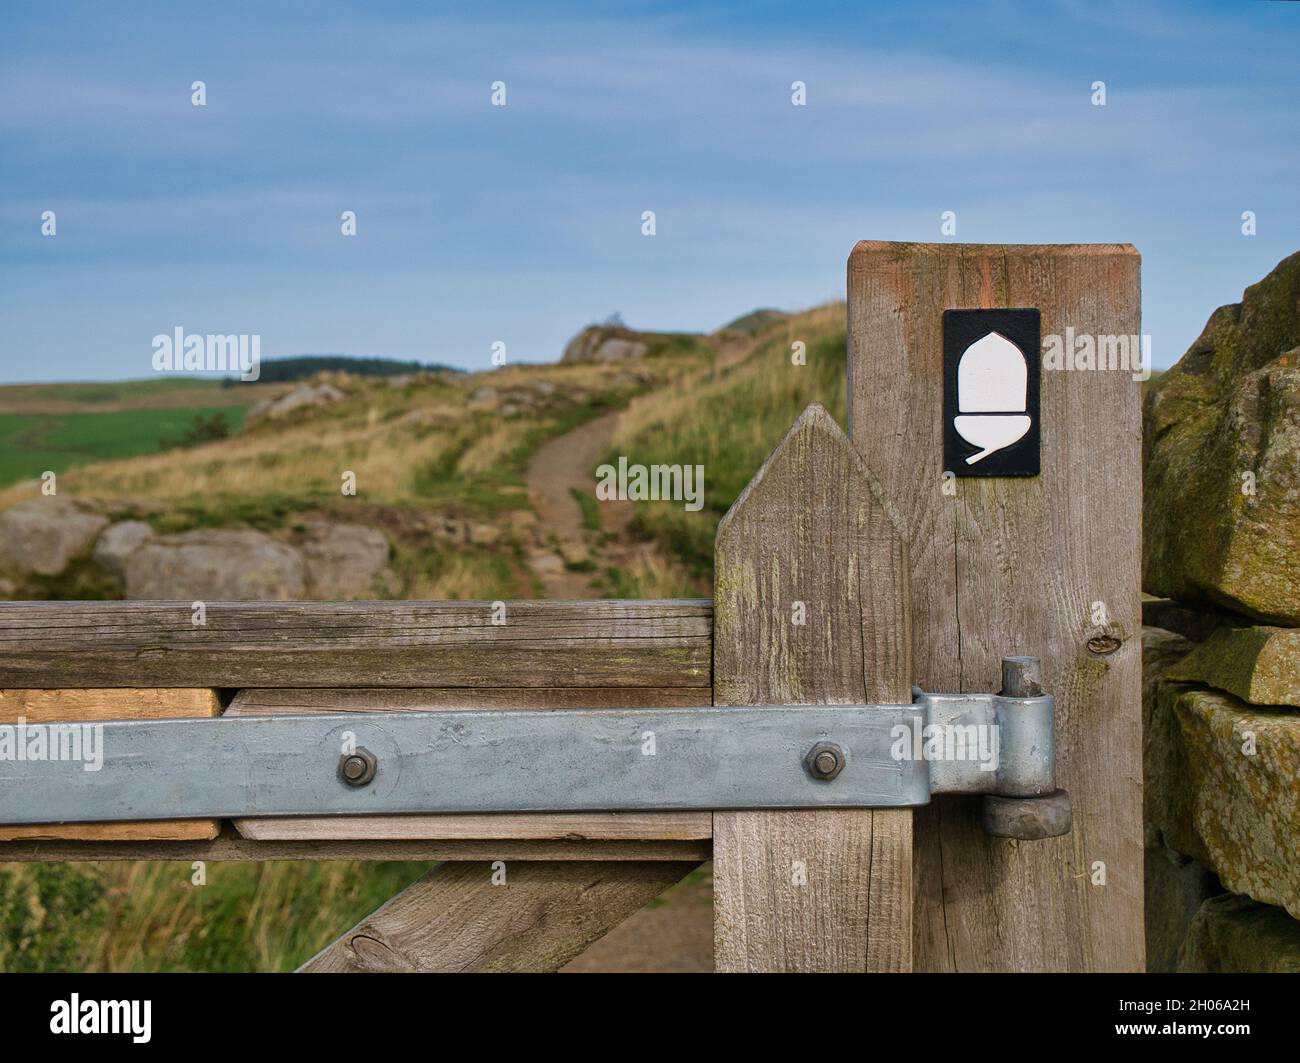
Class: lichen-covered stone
1177,894,1300,973
0,497,108,576
1174,689,1300,917
91,520,154,578
1143,251,1300,623
1169,625,1300,708
1143,627,1207,863
296,520,391,599
124,529,305,600
1145,841,1222,973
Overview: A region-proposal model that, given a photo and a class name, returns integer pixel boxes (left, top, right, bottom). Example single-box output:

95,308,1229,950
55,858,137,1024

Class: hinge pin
1000,655,1042,697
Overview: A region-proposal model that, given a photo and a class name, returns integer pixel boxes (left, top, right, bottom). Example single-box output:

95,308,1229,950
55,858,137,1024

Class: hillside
0,306,848,604
602,302,847,577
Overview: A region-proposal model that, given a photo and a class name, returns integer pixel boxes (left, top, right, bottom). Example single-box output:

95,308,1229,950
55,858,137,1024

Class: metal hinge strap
0,657,1071,839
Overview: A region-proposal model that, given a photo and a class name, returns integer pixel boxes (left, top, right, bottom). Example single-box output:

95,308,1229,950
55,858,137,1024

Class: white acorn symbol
953,331,1031,464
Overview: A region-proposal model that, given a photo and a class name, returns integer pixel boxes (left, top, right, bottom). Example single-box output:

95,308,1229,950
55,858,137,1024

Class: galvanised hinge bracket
0,657,1069,841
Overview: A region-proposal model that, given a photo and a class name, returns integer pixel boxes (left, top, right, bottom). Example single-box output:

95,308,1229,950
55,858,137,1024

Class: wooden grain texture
0,827,710,863
231,813,712,842
847,240,1143,972
0,599,711,689
222,686,710,713
299,860,700,972
0,688,220,842
225,687,712,842
712,403,913,972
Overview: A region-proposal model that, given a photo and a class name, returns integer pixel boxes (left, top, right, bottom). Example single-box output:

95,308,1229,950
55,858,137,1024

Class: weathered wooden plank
232,813,713,842
299,860,701,972
223,686,710,713
847,240,1143,972
0,827,710,863
0,599,712,688
712,403,913,972
0,688,220,842
225,687,713,841
0,688,220,716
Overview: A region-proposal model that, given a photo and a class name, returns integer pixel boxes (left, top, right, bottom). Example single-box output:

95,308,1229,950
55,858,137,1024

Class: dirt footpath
560,866,713,973
524,409,621,597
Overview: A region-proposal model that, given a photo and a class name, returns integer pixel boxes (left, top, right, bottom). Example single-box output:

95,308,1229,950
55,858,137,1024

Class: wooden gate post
712,404,913,971
847,241,1143,971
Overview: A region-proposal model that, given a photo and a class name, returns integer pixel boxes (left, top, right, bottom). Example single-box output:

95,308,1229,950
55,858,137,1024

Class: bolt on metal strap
0,656,1069,840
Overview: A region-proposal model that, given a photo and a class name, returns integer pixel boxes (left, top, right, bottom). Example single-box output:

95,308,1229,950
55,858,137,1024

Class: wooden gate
0,242,1143,972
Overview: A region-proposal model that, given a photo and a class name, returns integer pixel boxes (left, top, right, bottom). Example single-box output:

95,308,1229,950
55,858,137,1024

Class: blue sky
1,0,1297,381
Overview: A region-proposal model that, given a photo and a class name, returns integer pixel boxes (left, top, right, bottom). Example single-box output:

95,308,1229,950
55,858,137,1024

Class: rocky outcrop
247,382,346,423
1168,625,1300,708
297,521,391,599
1147,623,1300,912
1143,252,1300,623
1142,253,1300,972
0,498,108,576
1172,689,1300,917
124,529,305,600
92,520,154,578
468,382,560,413
1144,629,1300,967
561,326,649,363
1177,894,1300,973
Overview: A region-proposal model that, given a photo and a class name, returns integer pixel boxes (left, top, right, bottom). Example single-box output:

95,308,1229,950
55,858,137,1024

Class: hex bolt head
339,747,378,787
804,741,846,781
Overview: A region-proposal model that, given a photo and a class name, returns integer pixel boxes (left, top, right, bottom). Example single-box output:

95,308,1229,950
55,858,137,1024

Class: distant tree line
221,355,461,386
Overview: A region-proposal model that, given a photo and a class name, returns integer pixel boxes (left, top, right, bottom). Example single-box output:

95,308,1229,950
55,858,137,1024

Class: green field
0,377,234,406
0,405,248,488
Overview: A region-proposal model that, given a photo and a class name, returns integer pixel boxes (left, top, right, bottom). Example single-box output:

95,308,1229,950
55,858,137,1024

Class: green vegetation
168,410,234,448
719,308,789,335
607,305,848,574
0,377,230,406
0,861,429,972
1142,368,1164,398
641,332,716,360
232,355,459,385
0,406,249,488
0,864,108,972
570,486,602,531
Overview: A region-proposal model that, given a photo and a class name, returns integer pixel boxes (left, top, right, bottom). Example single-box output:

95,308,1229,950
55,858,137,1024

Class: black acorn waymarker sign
943,308,1041,477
